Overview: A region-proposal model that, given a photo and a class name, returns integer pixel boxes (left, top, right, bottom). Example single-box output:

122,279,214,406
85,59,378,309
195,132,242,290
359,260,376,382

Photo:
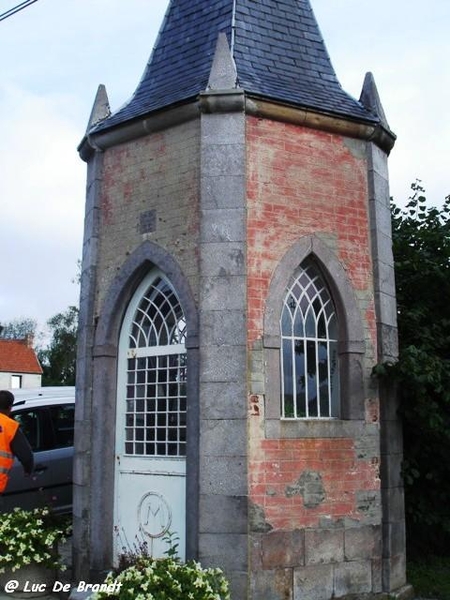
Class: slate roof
0,339,43,375
93,0,377,133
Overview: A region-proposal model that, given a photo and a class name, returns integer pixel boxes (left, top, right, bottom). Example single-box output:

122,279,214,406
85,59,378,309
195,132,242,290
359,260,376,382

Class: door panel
114,272,187,562
3,406,73,513
4,447,73,513
115,456,185,559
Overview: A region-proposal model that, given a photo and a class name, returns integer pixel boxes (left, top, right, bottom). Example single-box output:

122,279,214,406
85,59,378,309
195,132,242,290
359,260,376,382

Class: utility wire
0,0,39,23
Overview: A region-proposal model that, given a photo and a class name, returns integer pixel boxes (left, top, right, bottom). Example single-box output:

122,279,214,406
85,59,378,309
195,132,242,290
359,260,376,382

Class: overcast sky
0,0,448,334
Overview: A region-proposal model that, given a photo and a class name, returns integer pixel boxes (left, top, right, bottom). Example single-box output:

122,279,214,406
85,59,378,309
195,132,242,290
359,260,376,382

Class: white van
1,387,75,514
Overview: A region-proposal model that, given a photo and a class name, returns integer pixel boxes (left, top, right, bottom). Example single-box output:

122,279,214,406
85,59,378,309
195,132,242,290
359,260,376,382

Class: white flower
0,507,71,572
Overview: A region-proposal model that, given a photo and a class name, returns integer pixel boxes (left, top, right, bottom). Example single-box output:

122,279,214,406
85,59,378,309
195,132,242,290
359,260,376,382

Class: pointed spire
86,85,111,132
92,0,378,132
207,33,238,91
359,72,390,130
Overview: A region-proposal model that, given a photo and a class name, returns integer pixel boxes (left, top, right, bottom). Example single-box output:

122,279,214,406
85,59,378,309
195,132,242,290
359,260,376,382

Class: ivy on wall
378,181,450,556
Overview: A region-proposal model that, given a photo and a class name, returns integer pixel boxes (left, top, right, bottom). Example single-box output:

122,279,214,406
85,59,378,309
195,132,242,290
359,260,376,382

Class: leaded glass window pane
129,277,186,349
281,260,339,418
125,276,187,457
282,338,294,417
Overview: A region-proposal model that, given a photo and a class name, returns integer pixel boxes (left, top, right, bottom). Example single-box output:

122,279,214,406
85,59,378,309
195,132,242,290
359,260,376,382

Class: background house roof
92,0,377,133
0,339,43,375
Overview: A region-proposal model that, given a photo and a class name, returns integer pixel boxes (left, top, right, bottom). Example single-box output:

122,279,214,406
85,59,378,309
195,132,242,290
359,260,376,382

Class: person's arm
10,428,34,475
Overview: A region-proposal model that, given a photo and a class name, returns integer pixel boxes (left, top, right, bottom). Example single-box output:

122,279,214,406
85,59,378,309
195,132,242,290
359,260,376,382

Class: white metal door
114,271,187,561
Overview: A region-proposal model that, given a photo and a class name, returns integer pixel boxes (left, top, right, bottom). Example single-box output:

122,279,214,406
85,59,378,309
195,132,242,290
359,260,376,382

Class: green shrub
0,507,71,573
385,184,450,556
90,555,230,600
407,556,450,599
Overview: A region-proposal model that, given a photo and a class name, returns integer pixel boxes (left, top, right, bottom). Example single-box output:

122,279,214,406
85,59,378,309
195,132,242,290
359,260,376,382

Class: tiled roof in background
0,339,43,374
93,0,377,132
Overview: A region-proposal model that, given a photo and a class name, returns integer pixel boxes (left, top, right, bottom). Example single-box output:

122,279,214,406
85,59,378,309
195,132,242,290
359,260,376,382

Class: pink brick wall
247,116,375,345
246,115,379,529
250,438,380,530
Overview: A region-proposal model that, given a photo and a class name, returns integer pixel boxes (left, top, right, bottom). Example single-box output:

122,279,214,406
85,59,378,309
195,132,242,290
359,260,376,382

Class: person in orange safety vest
0,390,34,495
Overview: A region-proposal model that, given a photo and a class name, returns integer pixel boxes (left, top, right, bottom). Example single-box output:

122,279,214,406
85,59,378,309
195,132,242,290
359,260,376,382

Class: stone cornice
245,95,396,155
78,91,396,162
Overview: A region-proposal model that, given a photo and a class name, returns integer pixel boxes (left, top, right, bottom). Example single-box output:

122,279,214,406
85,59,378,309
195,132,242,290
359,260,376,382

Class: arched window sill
266,417,373,439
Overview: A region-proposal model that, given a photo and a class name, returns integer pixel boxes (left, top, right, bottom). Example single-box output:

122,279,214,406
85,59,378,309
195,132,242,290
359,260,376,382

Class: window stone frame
263,235,366,439
89,240,199,565
280,258,340,419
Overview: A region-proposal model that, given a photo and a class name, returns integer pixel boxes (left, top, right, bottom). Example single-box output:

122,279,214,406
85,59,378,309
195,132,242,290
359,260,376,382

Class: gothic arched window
280,259,339,419
124,273,187,457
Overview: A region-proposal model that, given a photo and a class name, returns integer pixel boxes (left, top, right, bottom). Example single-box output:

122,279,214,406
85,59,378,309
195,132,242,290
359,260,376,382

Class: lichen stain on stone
249,502,274,533
343,136,366,160
285,470,326,508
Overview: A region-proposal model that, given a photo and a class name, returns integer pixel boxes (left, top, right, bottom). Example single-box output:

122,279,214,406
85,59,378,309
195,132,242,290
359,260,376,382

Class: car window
13,409,46,451
49,404,75,448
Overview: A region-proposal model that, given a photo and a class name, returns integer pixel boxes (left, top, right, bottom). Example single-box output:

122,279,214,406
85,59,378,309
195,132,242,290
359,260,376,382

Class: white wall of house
0,372,42,389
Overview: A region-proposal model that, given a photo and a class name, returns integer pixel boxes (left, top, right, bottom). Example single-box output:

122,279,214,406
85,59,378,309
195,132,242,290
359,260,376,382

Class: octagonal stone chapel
74,1,410,598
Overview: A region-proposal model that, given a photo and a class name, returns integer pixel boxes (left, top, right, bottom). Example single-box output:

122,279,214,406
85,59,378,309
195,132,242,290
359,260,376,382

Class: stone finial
207,32,238,90
86,84,111,132
359,72,390,130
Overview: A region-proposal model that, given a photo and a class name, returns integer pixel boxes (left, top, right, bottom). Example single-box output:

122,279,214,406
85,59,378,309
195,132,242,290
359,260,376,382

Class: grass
407,556,450,599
